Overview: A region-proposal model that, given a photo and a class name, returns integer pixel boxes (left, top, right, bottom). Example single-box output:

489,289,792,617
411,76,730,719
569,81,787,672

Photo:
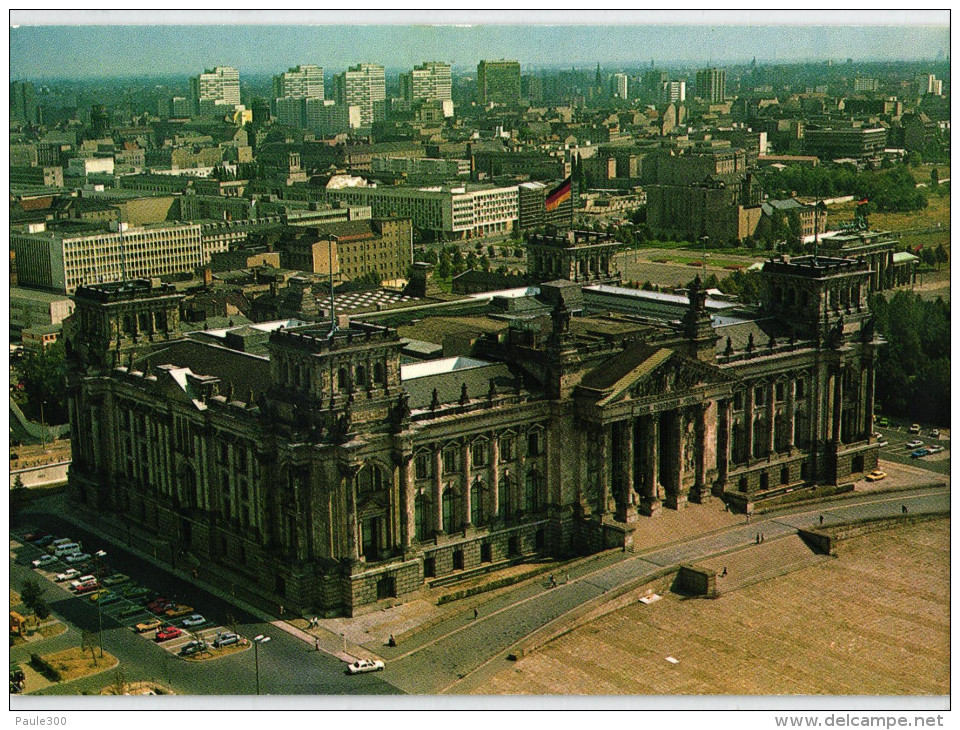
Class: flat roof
401,356,491,381
10,287,74,303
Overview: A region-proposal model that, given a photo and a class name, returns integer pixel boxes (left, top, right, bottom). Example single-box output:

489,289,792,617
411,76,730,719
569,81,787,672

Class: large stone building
477,60,522,107
65,240,882,617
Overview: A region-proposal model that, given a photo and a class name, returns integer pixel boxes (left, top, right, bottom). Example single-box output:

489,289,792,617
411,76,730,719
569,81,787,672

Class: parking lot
873,417,950,477
12,529,249,663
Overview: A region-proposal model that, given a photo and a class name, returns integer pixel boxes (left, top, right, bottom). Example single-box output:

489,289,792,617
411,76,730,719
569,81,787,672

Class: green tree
20,579,43,612
935,243,948,270
19,342,68,424
930,167,940,187
33,599,50,621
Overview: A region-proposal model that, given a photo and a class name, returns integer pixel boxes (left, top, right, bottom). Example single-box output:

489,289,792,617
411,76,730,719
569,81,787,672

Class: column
641,414,661,516
864,362,876,439
398,453,414,550
744,386,755,463
433,448,443,535
767,384,776,457
617,420,637,523
598,425,611,516
666,410,687,509
461,442,472,528
715,399,732,496
832,370,843,443
341,464,360,561
787,380,797,453
490,436,500,520
693,404,708,502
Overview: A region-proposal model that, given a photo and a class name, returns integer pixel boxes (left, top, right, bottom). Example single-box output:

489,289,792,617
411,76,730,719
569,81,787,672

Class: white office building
400,62,452,102
191,66,241,118
273,65,324,100
334,64,386,128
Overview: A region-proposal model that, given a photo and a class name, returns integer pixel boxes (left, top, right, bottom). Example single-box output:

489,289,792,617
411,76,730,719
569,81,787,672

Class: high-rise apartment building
334,64,386,128
613,73,629,100
400,61,452,102
191,66,241,117
660,80,686,104
11,81,36,125
853,77,879,93
696,67,726,103
477,60,522,106
273,65,324,101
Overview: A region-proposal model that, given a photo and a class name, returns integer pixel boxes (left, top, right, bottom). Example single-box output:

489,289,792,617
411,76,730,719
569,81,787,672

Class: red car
74,582,100,595
147,598,173,613
155,626,182,642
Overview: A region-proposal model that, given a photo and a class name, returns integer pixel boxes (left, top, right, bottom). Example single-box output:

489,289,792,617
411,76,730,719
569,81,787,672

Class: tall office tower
191,66,241,117
11,81,36,125
660,80,686,104
400,61,452,102
273,65,324,100
334,63,386,128
613,73,629,99
477,60,522,106
696,67,726,103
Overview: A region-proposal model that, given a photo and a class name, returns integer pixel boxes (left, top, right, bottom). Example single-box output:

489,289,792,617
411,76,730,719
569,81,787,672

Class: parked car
51,542,82,557
212,632,240,648
74,582,100,595
180,614,206,628
101,574,130,587
135,619,164,633
98,593,124,607
179,640,208,657
155,626,183,642
87,590,111,602
908,424,921,434
910,448,930,459
927,445,945,454
876,416,890,427
64,552,92,564
164,604,194,618
929,429,940,438
55,569,81,582
31,535,55,547
118,605,146,619
906,440,924,449
147,598,173,613
31,554,57,567
876,440,889,448
120,586,152,601
346,659,385,674
865,470,887,482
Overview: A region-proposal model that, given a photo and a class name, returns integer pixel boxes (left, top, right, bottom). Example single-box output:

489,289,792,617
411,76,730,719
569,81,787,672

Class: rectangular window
415,453,430,480
776,382,785,401
754,387,765,407
443,449,458,475
500,436,514,461
796,379,805,399
733,392,743,411
472,442,487,467
527,431,541,457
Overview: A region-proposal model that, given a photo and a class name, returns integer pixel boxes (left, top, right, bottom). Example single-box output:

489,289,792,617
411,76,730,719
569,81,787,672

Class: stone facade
65,254,882,618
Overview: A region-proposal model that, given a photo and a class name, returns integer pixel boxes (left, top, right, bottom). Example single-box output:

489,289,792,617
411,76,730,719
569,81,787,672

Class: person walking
315,638,320,652
721,567,728,577
756,532,761,545
902,504,908,514
473,607,479,620
819,515,824,525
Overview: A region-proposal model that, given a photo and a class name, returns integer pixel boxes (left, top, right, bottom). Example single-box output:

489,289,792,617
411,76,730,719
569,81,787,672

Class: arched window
338,367,349,392
355,464,385,495
356,365,367,389
524,471,541,514
470,478,484,526
414,490,430,542
373,362,386,386
498,476,512,522
442,486,460,533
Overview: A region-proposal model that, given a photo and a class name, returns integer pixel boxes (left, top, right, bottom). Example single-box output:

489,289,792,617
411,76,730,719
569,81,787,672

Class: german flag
545,176,572,212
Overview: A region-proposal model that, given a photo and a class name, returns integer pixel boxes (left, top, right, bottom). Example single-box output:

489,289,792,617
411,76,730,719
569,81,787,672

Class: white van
54,543,81,557
51,538,74,548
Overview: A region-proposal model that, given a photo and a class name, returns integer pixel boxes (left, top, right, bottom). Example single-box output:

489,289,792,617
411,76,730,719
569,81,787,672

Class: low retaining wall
11,461,71,488
802,511,948,555
673,564,717,597
511,567,678,659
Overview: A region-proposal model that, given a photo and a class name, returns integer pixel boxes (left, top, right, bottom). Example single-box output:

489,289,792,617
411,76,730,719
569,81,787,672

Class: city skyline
10,21,950,81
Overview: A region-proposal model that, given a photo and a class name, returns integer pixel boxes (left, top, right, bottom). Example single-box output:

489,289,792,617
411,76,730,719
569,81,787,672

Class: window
472,441,487,467
338,367,349,391
414,491,430,542
356,464,384,495
780,466,790,485
373,362,386,386
443,448,458,475
776,382,785,401
442,487,460,532
470,479,484,526
498,477,511,522
754,386,765,407
524,471,541,513
356,365,367,389
733,392,744,411
500,436,514,461
527,430,541,457
415,453,431,480
796,379,805,399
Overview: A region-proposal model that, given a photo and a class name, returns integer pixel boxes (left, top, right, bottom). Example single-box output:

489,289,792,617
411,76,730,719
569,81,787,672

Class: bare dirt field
472,519,949,696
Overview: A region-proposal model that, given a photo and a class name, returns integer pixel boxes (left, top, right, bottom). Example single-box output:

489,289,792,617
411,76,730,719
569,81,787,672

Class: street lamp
253,634,271,695
95,549,106,658
700,235,709,277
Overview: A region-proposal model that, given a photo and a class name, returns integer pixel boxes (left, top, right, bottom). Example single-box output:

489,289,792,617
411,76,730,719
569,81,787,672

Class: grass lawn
37,620,67,639
41,647,119,682
831,193,950,237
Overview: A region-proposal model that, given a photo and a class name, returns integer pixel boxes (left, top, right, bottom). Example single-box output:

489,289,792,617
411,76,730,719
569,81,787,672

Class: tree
20,579,43,613
19,342,68,424
935,243,948,270
931,167,940,187
112,668,127,696
33,599,50,621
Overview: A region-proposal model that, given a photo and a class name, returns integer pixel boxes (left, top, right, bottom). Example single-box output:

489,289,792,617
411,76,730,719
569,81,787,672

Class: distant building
517,179,575,230
803,127,887,163
273,65,324,100
9,165,63,188
334,64,386,129
477,60,522,106
613,73,629,100
696,68,726,103
10,80,36,124
853,77,879,93
660,80,686,104
11,221,222,294
400,62,452,103
191,66,241,118
758,198,827,240
10,286,75,337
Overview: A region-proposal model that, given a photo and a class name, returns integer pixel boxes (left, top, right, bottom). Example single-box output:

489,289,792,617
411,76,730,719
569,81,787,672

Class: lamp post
253,634,271,695
95,549,106,658
701,235,709,278
39,399,47,451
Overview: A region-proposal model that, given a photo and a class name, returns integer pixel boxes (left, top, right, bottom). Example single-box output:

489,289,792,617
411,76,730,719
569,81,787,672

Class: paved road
10,516,400,698
372,485,950,695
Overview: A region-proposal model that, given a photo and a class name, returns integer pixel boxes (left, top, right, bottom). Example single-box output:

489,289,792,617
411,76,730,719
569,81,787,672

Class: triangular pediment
580,347,735,407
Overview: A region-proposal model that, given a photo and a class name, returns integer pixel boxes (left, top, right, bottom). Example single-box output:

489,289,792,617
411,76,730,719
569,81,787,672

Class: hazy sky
9,12,951,80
